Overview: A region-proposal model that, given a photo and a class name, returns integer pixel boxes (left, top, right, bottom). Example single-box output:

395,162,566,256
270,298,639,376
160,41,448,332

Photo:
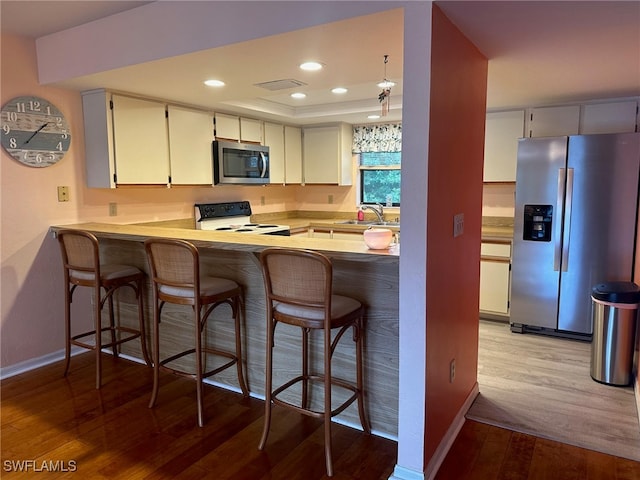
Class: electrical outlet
260,195,265,206
328,194,334,204
453,213,464,237
57,186,69,202
109,202,117,216
449,358,456,383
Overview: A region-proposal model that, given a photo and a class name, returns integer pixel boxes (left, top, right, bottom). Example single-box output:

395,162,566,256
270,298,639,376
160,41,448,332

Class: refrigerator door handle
554,168,566,271
561,168,574,272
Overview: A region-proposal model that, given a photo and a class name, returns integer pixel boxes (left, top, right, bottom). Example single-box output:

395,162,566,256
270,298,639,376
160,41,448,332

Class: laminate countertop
49,221,399,263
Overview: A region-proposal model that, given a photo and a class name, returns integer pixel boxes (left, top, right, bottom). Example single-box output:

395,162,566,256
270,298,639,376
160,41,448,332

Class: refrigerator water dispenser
523,204,552,241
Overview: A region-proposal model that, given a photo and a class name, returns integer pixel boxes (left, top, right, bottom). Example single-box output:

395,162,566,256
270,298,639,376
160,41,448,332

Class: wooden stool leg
195,306,205,427
63,284,72,377
233,296,249,396
324,326,334,477
107,293,118,358
355,318,371,433
136,278,152,366
258,319,275,450
148,298,161,409
302,328,309,408
94,286,102,389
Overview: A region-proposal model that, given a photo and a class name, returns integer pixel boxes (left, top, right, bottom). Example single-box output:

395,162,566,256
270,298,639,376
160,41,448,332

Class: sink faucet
361,203,385,223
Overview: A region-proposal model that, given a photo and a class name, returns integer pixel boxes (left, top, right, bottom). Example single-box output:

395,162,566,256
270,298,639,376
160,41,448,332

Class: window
359,152,401,206
353,123,402,206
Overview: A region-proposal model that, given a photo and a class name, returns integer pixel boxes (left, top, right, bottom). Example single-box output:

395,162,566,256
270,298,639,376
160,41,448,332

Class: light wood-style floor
468,320,640,462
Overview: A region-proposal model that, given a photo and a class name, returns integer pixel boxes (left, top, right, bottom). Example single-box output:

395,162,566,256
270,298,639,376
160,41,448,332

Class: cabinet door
479,260,510,314
528,105,580,137
264,122,285,184
484,110,524,182
240,117,263,143
168,106,214,185
112,95,169,184
581,101,638,134
284,126,302,184
303,124,352,185
215,113,240,140
82,89,116,188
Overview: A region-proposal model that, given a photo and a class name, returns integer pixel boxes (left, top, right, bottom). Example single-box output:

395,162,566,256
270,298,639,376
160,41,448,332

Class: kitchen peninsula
50,220,400,437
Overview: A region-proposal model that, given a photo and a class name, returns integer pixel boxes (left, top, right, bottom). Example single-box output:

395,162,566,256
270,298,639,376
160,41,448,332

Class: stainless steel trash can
590,282,640,386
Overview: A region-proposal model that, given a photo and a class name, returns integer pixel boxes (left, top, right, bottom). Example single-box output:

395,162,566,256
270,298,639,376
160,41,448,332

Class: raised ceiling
1,1,638,125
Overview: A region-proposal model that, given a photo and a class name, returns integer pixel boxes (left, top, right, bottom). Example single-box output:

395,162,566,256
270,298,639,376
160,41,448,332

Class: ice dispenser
523,205,552,241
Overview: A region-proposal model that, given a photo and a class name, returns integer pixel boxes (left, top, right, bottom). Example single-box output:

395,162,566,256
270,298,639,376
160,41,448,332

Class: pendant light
377,55,395,116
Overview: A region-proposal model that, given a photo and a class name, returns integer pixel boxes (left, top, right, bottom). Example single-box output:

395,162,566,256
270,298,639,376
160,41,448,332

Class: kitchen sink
337,220,377,225
336,220,400,227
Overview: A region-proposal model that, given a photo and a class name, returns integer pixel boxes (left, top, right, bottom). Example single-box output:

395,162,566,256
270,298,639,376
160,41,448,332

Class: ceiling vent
254,79,307,91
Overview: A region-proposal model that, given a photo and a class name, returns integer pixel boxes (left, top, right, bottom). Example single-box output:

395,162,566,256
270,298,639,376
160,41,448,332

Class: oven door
213,141,269,185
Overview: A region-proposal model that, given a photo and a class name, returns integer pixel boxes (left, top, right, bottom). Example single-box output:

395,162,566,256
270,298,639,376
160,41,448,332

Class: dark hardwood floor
1,353,638,479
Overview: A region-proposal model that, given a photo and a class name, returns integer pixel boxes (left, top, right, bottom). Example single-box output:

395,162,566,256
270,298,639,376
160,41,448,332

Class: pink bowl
363,228,393,249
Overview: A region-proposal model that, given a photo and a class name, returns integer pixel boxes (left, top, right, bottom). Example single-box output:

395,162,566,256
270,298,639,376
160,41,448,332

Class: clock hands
23,122,50,145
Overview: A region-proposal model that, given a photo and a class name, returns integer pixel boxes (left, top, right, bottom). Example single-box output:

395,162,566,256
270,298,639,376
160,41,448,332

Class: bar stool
257,247,370,477
144,238,249,427
57,229,151,389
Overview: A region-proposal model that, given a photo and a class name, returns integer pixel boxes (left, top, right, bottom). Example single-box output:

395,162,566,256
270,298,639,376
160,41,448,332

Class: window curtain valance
352,123,402,153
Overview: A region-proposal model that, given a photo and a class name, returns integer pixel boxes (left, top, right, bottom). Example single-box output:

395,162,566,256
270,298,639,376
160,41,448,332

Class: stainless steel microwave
213,140,269,185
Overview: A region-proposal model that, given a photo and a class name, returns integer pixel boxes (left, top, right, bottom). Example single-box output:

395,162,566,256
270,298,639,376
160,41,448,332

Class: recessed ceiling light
368,114,381,119
204,79,225,87
291,92,307,99
377,80,396,89
331,87,348,94
299,62,323,71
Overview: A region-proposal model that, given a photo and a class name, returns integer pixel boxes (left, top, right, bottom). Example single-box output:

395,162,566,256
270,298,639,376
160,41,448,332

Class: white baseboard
388,382,480,480
389,465,425,480
0,347,148,380
1,348,70,380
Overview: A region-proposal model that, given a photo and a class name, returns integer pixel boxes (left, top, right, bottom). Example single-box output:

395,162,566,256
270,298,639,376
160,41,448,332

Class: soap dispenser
357,207,364,222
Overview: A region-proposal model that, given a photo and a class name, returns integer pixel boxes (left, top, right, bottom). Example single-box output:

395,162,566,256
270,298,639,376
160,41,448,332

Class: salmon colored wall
424,6,487,460
635,200,640,394
0,32,357,370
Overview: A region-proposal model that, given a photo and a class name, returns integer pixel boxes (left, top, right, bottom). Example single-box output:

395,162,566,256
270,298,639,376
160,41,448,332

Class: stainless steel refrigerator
510,133,640,339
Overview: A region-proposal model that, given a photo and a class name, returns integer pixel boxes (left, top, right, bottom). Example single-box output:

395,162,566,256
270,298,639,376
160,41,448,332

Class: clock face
1,96,71,168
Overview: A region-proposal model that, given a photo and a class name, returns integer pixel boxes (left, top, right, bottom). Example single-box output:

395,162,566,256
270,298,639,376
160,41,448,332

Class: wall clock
1,95,71,167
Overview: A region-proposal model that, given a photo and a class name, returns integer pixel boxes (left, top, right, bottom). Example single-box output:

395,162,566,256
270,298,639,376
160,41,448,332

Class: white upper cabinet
284,125,302,184
484,110,524,182
82,91,171,187
528,105,580,137
581,101,638,134
82,90,117,188
240,117,263,143
302,123,353,185
214,113,263,143
111,94,170,185
264,122,285,184
264,123,302,185
167,105,214,185
214,113,240,140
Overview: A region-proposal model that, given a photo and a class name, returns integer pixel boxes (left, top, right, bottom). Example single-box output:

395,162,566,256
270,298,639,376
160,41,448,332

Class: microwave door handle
259,152,267,178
